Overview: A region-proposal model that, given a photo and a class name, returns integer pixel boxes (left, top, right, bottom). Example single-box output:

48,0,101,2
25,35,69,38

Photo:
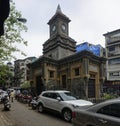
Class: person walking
10,90,14,102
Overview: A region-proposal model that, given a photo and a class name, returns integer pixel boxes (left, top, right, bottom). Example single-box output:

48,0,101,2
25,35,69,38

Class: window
51,93,59,99
42,93,51,98
90,74,95,79
108,46,115,52
20,62,24,66
59,92,77,101
49,71,54,78
74,68,80,76
108,58,120,65
42,92,59,99
48,54,52,58
97,103,120,118
109,72,120,77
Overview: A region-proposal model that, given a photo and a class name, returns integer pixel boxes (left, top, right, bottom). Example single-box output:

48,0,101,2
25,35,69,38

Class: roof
14,56,37,63
48,4,70,25
103,29,120,36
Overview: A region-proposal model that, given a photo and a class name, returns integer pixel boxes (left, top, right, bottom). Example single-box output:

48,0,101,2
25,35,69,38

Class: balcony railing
108,37,120,43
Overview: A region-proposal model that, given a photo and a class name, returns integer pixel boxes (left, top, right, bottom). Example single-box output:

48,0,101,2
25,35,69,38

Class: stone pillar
83,58,90,98
43,63,47,90
83,58,89,75
100,63,105,95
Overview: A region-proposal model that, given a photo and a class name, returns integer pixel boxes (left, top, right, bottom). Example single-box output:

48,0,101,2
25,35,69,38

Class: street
0,100,72,126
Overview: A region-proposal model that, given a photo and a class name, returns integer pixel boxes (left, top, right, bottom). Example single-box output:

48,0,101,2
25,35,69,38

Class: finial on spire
56,4,62,13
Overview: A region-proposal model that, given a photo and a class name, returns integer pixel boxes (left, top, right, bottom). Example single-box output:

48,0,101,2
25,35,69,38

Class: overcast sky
13,0,120,59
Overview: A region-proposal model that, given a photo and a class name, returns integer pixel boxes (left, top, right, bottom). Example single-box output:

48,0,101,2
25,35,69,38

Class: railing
109,37,120,43
88,93,119,104
88,97,106,104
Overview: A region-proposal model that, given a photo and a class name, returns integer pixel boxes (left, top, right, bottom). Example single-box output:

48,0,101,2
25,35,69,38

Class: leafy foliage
20,81,31,89
103,93,117,100
0,65,11,86
0,0,28,63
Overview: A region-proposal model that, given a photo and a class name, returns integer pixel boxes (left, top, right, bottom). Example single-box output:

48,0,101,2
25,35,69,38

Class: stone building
28,5,106,98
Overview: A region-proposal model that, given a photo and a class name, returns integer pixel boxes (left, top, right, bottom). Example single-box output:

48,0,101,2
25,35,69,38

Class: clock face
61,24,66,31
52,25,56,32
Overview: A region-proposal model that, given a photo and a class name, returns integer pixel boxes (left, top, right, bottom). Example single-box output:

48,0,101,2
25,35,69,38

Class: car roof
87,98,120,112
96,98,120,105
41,90,70,94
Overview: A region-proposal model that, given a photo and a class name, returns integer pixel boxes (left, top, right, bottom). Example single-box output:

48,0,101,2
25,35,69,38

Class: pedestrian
10,90,14,102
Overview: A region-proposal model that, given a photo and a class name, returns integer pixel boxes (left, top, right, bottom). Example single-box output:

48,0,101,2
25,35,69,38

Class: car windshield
59,92,77,101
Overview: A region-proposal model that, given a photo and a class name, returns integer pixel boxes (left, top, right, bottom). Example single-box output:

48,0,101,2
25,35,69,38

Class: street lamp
17,18,27,23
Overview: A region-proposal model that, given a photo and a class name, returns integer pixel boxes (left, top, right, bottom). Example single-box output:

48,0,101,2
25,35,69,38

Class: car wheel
62,109,72,122
38,103,44,113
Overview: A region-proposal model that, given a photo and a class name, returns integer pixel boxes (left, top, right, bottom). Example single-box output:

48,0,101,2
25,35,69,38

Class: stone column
83,58,90,98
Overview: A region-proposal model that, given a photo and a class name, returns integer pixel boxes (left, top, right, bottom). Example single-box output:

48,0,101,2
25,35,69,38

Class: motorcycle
27,95,32,106
1,95,11,111
30,97,38,110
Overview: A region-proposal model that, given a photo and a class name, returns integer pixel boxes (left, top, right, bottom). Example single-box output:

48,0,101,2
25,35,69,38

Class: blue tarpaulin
76,42,101,56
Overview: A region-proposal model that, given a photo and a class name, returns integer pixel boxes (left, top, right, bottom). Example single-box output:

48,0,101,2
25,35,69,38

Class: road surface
0,100,72,126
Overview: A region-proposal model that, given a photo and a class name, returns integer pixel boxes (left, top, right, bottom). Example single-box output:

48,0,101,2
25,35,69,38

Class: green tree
20,81,31,89
0,65,9,86
0,0,28,64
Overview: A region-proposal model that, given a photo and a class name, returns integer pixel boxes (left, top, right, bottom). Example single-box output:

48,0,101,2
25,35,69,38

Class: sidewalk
0,104,14,126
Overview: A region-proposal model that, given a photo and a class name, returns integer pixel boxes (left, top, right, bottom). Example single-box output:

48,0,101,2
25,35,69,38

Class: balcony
107,51,120,57
108,36,120,43
107,64,120,69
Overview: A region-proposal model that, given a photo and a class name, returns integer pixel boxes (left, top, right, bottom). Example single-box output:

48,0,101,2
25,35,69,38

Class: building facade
28,5,106,98
14,57,37,87
104,29,120,81
6,62,14,87
104,29,120,94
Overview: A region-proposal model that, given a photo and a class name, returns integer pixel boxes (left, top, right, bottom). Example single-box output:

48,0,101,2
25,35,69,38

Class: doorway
62,75,66,89
36,75,44,95
88,79,95,98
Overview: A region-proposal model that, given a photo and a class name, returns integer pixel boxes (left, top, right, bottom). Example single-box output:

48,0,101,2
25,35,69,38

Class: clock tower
43,5,76,60
48,5,70,37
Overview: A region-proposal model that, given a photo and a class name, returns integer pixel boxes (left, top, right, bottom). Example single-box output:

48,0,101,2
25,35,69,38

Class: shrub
20,81,30,89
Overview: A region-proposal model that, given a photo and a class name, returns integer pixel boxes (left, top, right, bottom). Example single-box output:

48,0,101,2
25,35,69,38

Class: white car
37,90,93,122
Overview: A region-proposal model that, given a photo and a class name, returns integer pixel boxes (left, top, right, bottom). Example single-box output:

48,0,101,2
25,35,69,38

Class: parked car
72,98,120,126
0,90,9,103
37,90,93,122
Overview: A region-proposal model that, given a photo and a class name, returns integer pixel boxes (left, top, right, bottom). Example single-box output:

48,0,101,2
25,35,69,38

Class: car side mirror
57,97,61,101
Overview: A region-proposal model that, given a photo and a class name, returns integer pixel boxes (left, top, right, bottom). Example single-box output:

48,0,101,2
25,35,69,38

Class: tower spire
56,4,62,14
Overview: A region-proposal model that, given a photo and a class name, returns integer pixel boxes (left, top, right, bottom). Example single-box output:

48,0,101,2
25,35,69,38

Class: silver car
72,98,120,126
37,90,93,122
